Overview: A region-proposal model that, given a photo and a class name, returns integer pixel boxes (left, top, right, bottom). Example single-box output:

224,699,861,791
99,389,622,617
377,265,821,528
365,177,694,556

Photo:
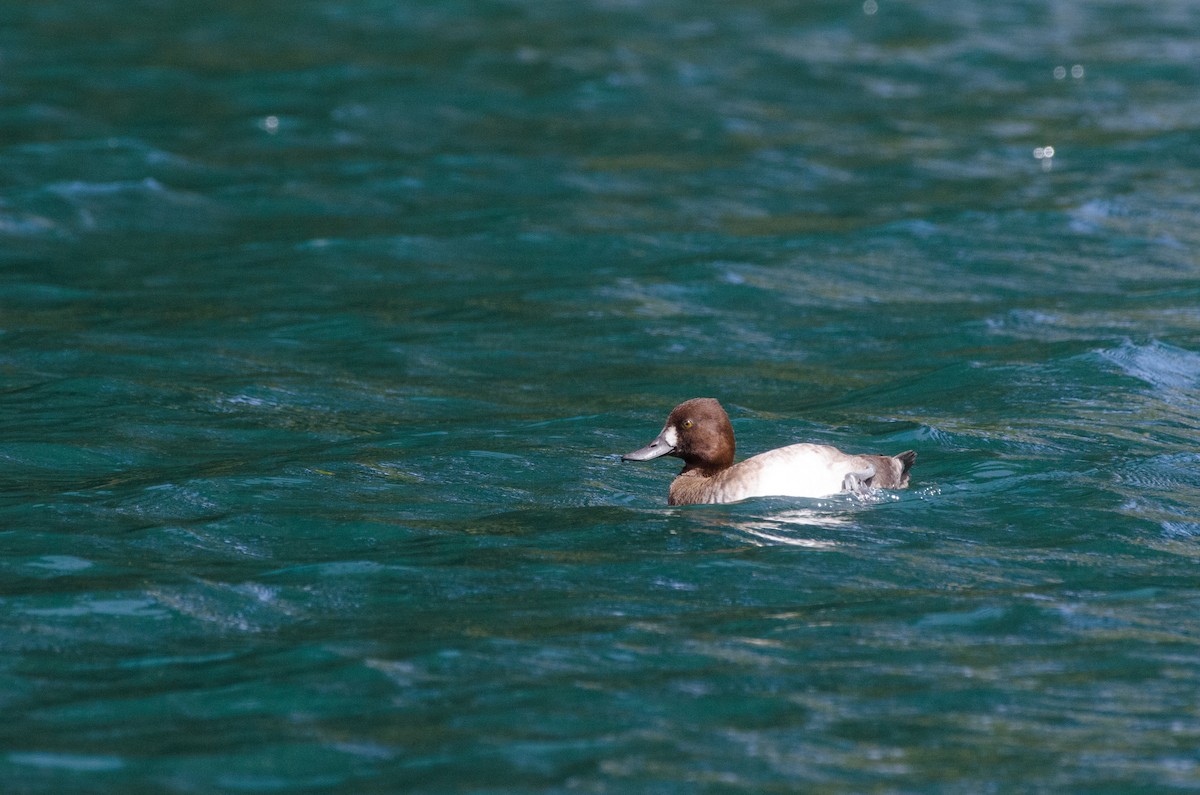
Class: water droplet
1033,145,1056,170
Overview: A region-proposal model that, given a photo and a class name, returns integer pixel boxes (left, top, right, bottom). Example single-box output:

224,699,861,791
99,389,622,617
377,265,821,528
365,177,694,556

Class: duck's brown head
622,397,736,473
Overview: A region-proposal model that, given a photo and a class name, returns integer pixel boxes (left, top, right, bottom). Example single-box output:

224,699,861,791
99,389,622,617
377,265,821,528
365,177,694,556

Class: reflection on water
728,507,853,548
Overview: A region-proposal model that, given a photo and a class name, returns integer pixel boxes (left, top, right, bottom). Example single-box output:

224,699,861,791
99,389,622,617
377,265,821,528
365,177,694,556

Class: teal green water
4,1,1200,792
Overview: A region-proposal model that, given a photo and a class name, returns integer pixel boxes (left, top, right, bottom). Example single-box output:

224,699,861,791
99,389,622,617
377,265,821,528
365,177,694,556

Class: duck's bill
622,431,675,461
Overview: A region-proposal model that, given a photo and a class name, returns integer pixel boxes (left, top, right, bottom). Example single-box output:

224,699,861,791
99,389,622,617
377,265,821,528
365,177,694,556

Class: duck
622,397,916,505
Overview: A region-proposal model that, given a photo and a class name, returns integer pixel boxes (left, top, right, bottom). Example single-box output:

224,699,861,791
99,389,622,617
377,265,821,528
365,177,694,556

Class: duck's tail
891,450,917,488
864,450,916,489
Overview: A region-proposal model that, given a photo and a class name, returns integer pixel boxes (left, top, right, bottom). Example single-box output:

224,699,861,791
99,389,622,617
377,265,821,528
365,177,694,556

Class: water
4,0,1200,791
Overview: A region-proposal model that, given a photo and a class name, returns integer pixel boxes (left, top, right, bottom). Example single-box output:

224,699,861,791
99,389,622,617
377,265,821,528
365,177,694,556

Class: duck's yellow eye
682,419,694,429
